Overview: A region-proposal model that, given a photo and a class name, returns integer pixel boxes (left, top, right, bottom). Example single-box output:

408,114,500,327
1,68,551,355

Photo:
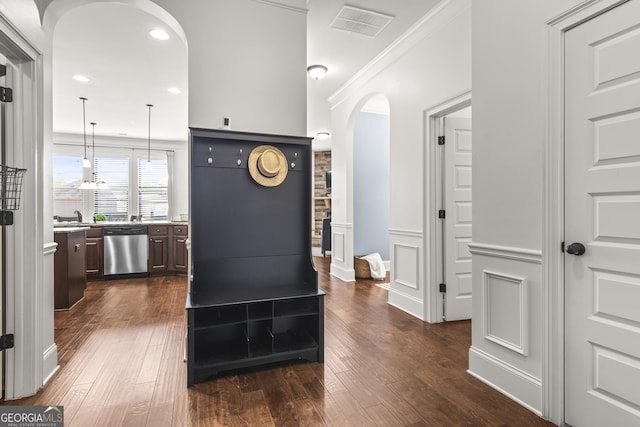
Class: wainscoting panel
483,271,528,356
333,231,345,263
388,229,424,320
393,243,419,289
469,242,543,414
330,222,355,282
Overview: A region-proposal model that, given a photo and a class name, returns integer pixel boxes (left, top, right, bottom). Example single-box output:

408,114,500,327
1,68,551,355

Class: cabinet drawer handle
74,243,81,252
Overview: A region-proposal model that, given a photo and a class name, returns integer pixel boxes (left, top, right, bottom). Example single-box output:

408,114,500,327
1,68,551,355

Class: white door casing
565,1,640,425
442,117,472,321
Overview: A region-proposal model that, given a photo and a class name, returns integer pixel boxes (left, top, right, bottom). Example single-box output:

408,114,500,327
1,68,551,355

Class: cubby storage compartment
187,129,324,386
274,297,318,317
248,320,273,357
187,292,324,385
193,324,248,365
248,301,272,320
194,305,247,328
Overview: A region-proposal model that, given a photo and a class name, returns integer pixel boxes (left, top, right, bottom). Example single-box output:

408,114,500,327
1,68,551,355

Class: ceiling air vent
330,5,394,37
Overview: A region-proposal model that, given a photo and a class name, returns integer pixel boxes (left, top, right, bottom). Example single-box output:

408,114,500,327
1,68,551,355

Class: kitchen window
53,155,84,218
52,144,173,221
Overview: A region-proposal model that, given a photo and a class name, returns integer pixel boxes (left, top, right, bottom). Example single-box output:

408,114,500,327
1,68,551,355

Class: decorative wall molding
43,242,57,256
388,228,423,238
393,243,419,289
483,271,528,356
388,287,424,319
331,221,353,229
332,231,345,262
42,344,58,386
468,242,542,264
251,0,308,13
330,262,355,283
468,346,543,416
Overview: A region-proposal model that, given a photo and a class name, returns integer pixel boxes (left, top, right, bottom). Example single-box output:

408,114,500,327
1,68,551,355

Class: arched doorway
353,95,390,275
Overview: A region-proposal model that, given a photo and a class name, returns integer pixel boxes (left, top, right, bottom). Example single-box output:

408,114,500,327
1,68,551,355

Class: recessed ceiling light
168,87,181,94
73,75,90,83
118,133,128,136
149,29,170,40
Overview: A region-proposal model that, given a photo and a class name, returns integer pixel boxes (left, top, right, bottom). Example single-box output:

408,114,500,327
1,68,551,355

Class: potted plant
94,213,106,222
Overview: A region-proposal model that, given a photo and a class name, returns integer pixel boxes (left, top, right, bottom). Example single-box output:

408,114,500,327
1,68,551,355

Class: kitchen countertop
53,221,188,228
53,226,91,233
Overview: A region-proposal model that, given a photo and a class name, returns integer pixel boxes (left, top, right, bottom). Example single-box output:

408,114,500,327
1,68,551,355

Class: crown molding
328,0,470,109
252,0,308,14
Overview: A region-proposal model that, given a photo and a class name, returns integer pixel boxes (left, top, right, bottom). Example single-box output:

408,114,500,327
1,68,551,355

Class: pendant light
91,122,109,189
146,104,153,170
80,97,91,168
80,122,108,190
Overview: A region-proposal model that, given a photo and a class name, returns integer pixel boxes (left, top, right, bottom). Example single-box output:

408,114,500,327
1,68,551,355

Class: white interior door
565,1,640,425
442,117,472,321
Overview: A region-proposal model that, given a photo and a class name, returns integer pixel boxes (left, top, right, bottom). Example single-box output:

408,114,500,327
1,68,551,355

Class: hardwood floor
4,257,554,426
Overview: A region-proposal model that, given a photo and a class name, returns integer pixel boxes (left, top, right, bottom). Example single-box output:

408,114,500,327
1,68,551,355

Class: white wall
353,111,390,261
329,0,471,319
152,0,307,136
470,0,586,422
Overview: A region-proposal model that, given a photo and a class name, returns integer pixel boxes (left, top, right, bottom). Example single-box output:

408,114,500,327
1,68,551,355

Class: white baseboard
468,346,542,416
330,262,355,282
42,343,59,386
388,287,424,320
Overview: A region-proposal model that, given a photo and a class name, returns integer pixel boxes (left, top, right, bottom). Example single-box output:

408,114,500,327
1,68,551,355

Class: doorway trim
423,90,471,323
545,0,629,423
0,10,45,399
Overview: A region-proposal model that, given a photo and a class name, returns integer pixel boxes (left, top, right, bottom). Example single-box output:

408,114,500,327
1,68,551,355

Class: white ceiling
52,1,442,145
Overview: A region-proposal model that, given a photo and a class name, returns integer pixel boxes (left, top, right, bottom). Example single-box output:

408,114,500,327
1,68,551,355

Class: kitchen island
53,227,90,309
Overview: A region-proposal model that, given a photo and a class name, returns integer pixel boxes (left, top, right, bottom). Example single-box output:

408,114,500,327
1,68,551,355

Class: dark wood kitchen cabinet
148,225,170,274
171,225,189,275
85,227,104,279
54,229,87,310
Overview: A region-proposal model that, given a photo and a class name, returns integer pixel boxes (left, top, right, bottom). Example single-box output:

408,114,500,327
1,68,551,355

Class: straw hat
248,145,288,187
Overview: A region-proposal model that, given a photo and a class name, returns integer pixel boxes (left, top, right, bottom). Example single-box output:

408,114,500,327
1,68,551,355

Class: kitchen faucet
73,210,83,222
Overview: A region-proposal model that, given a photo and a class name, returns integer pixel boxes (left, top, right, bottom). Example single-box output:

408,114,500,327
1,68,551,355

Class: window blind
53,155,84,217
94,156,129,220
138,158,169,220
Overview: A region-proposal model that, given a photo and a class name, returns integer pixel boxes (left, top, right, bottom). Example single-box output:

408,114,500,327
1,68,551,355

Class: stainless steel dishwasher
103,226,149,276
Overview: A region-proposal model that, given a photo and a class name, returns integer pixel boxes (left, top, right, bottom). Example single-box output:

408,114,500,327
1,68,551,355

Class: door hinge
439,283,447,293
0,334,14,351
438,136,445,145
438,209,446,219
561,241,565,253
0,87,13,102
0,64,6,77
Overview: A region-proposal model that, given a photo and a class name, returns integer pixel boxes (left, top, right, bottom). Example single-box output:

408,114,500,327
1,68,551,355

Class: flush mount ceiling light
315,132,331,140
149,29,170,40
307,65,328,80
167,87,181,94
80,97,91,168
73,75,90,83
146,104,154,170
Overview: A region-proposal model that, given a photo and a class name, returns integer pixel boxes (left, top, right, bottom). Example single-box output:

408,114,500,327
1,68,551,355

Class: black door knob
566,242,586,256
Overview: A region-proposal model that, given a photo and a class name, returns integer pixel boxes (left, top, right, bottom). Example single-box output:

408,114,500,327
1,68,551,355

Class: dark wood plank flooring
5,257,554,426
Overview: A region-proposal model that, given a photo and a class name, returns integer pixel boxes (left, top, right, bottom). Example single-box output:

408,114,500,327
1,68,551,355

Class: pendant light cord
81,97,88,159
147,104,153,163
91,122,96,181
